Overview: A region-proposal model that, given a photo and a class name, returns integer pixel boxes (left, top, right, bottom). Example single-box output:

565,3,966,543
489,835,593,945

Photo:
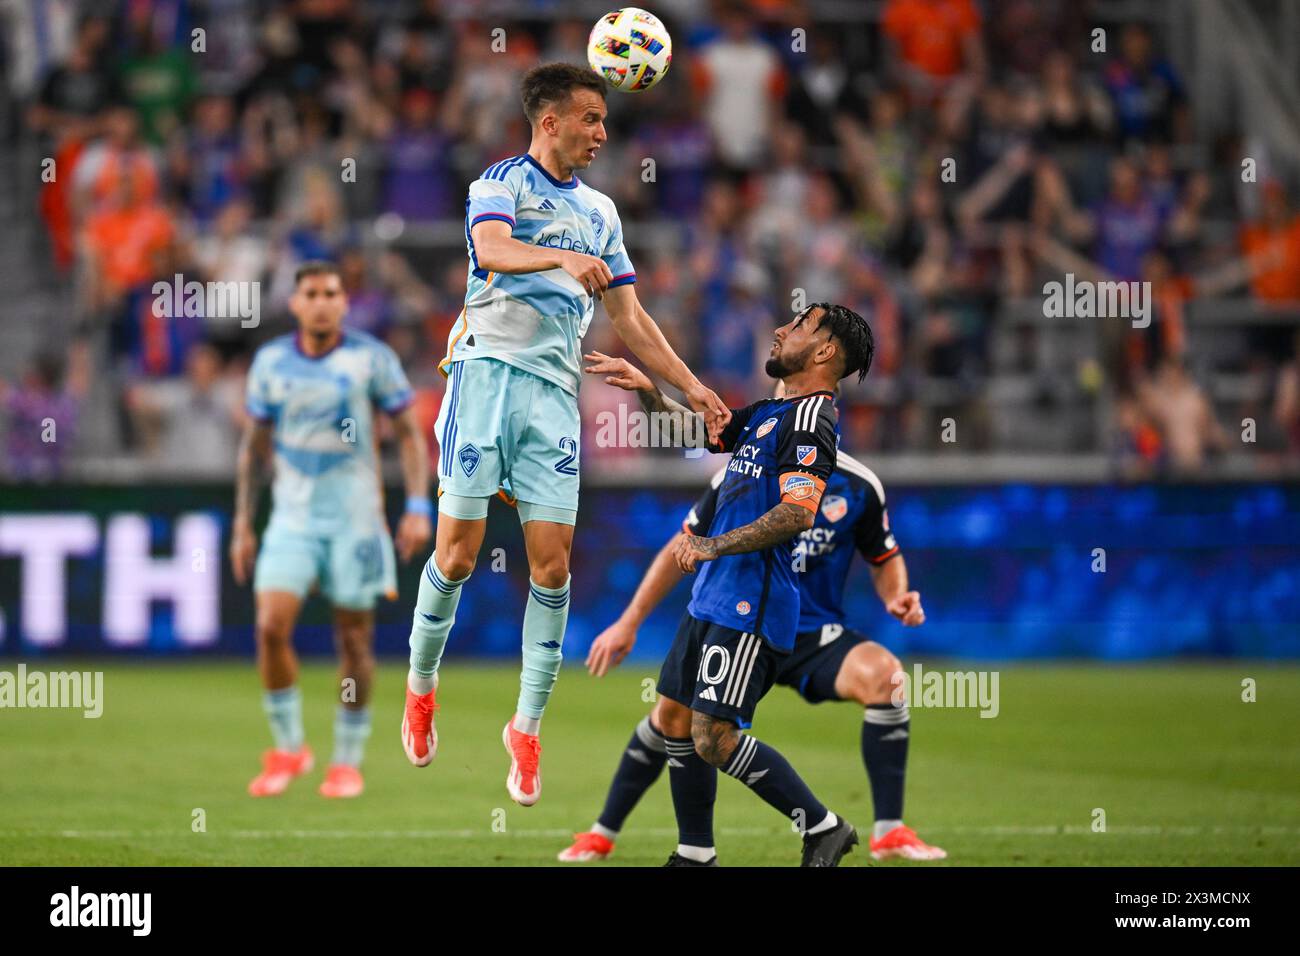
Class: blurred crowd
3,0,1300,480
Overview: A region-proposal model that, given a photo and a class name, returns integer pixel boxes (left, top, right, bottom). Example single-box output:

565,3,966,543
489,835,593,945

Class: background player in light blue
232,261,432,800
401,63,729,808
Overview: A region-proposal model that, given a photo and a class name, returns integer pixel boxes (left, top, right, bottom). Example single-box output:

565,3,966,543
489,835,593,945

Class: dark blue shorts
657,612,783,729
774,624,871,704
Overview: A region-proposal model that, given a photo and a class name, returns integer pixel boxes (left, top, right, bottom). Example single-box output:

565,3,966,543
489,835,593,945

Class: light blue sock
516,576,570,721
408,553,469,693
263,686,304,752
332,706,372,768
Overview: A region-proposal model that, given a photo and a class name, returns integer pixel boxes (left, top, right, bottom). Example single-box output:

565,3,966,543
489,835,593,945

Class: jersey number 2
554,437,578,476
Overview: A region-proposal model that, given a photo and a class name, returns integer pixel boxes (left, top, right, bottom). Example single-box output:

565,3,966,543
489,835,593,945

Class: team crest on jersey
781,474,816,500
458,443,481,478
589,209,606,242
755,417,779,439
735,600,752,615
797,445,817,466
821,494,848,523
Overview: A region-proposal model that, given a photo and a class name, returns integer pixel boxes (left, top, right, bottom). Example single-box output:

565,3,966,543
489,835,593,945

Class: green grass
1,661,1298,866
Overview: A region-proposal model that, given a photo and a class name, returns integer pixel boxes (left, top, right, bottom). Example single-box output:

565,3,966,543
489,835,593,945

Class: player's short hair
294,260,342,287
520,62,607,125
809,302,874,383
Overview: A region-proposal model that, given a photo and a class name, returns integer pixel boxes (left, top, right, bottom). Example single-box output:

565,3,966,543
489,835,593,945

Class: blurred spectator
124,342,243,472
1102,22,1187,144
1239,181,1300,305
1137,358,1230,474
881,0,985,102
0,343,91,480
692,2,784,170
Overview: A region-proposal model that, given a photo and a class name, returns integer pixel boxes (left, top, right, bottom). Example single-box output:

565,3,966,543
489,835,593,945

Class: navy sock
595,716,668,836
862,704,910,821
664,736,716,851
722,734,829,833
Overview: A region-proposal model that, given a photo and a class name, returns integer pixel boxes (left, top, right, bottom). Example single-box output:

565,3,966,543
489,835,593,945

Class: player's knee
655,697,692,738
435,547,476,582
528,556,570,590
846,643,903,706
254,616,294,650
690,714,738,767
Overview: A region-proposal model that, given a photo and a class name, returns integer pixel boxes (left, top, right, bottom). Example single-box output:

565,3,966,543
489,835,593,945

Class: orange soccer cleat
557,831,615,863
869,824,947,861
502,720,542,806
318,764,364,799
401,685,438,767
247,746,314,797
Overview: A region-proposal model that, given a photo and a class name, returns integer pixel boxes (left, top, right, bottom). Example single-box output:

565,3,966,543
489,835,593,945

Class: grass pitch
1,660,1297,866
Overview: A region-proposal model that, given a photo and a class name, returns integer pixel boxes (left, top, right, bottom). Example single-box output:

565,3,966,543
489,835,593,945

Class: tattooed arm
671,501,813,573
230,418,274,586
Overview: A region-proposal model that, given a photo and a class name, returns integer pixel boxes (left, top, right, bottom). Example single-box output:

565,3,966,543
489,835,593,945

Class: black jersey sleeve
842,455,900,565
681,468,727,536
775,392,838,514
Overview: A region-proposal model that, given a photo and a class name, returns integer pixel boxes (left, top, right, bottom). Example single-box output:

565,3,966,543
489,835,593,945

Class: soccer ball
587,7,672,93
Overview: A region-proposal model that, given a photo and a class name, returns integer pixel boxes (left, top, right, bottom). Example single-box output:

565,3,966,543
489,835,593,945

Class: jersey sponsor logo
781,473,817,500
797,444,817,466
735,600,751,615
821,494,848,523
536,231,597,255
458,443,482,478
589,209,606,242
755,417,779,439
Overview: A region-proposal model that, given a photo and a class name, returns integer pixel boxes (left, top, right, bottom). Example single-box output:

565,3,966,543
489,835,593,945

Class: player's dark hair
521,62,607,124
294,260,342,286
810,302,874,383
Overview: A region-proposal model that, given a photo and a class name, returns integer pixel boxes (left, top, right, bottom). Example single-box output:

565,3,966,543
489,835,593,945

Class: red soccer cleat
247,746,314,797
869,824,947,861
502,720,542,806
557,831,615,862
401,685,438,767
318,764,364,799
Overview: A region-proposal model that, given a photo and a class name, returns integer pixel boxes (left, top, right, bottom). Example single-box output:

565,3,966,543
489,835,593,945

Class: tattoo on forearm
234,425,271,525
694,502,809,559
636,388,707,448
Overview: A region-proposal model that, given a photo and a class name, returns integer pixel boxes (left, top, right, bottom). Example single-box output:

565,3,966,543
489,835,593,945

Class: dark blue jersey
685,392,839,651
684,451,899,634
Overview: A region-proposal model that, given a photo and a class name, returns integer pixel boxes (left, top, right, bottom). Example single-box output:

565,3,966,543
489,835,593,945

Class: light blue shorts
435,358,580,515
254,522,397,610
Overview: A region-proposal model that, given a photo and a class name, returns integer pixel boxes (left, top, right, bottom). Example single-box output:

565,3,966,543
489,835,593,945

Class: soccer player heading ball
400,63,729,806
585,302,875,865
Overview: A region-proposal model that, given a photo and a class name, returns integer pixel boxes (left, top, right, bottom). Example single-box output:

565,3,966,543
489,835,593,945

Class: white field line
2,825,1298,840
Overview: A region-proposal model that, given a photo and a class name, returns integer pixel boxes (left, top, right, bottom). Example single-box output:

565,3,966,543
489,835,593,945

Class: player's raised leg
834,641,946,860
502,514,573,806
403,506,485,766
319,607,375,798
247,589,314,796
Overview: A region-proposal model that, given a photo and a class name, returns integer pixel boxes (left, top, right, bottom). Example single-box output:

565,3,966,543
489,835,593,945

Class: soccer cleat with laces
663,851,718,867
401,685,438,766
800,817,858,867
502,720,542,806
247,746,314,797
557,831,615,862
869,824,947,861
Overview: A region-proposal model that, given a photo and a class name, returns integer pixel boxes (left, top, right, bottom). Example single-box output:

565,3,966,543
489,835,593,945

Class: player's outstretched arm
586,532,687,677
231,418,273,585
871,554,925,626
470,219,613,296
601,286,730,444
672,502,813,573
391,406,432,563
584,350,710,452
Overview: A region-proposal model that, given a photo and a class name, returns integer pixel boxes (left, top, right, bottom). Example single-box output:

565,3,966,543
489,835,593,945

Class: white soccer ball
588,7,673,93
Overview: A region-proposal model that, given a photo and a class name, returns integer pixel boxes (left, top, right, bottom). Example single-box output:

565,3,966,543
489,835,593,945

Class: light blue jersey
245,330,413,537
442,153,636,395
